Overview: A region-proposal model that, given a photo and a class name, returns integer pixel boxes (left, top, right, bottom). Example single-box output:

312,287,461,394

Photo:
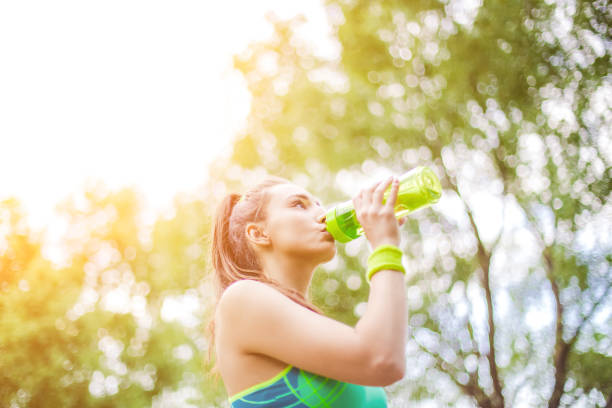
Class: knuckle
379,207,393,215
381,212,395,221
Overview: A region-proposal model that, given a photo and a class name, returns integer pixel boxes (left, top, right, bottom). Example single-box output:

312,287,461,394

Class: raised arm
217,176,407,385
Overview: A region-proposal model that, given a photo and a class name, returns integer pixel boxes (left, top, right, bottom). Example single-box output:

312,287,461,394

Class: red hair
205,176,323,382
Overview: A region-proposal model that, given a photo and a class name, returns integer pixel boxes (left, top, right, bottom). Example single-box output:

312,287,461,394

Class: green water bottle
325,166,442,243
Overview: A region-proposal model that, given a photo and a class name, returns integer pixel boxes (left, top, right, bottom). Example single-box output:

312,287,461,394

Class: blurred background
1,0,610,407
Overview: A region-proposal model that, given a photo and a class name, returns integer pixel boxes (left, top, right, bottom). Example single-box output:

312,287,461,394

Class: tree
223,0,612,406
1,184,226,407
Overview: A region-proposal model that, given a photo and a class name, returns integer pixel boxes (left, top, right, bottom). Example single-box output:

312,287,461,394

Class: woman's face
260,183,336,262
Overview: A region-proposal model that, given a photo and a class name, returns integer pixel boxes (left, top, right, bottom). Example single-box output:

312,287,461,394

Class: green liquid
326,166,442,242
333,202,362,241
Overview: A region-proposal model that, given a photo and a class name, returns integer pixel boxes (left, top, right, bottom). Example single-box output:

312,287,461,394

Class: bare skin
215,177,407,397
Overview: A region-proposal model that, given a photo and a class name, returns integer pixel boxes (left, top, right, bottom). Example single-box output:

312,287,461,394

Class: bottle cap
324,207,354,243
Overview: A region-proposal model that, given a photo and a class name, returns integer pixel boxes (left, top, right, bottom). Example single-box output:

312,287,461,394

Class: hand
352,176,403,248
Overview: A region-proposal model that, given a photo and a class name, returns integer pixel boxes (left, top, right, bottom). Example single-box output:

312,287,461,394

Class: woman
208,174,407,407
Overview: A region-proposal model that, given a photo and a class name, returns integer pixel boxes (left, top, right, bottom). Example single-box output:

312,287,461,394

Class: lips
321,229,334,240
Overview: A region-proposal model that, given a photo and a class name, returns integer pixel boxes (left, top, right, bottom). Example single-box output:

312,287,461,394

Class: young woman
208,174,407,407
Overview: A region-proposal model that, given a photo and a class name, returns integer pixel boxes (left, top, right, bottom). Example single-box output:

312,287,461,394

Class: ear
245,222,271,247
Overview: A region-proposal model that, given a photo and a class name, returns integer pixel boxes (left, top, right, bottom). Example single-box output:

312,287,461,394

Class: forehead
269,183,319,205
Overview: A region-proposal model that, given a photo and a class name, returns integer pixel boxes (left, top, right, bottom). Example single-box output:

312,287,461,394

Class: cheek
269,216,313,248
272,229,301,246
269,217,301,243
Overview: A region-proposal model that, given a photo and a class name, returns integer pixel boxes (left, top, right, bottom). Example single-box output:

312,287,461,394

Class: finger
398,216,407,226
385,177,400,210
372,176,394,208
360,179,381,207
352,193,361,209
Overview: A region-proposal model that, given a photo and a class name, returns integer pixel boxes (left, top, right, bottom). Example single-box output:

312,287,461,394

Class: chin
320,242,337,262
289,241,336,262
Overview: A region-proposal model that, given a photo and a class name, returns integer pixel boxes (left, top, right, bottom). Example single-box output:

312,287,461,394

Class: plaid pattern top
229,365,388,408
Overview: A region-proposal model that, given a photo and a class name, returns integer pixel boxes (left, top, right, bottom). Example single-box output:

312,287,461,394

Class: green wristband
366,244,406,284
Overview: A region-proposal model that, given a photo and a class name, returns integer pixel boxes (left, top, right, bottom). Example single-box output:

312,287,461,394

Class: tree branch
416,342,493,408
567,281,612,349
542,246,568,408
463,281,483,358
442,167,505,408
466,319,481,358
524,205,611,408
474,213,505,408
509,334,536,407
513,200,568,408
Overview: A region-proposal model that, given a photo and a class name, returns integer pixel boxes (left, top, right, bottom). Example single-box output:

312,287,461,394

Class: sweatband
366,244,406,284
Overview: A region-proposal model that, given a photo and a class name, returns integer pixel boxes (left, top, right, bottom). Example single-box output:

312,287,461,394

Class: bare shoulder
220,279,271,301
224,279,268,296
217,280,278,318
216,278,398,386
215,280,287,353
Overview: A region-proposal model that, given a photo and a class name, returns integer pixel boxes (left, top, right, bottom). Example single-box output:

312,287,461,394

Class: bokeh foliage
1,0,610,407
1,188,225,407
227,0,611,406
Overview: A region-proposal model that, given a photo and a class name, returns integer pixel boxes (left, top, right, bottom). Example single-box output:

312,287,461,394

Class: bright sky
3,5,609,405
0,0,331,263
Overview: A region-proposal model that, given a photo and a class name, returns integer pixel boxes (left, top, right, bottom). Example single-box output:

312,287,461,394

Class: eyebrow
287,194,321,206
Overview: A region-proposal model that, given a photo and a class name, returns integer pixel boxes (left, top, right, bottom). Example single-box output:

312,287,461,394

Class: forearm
355,269,407,369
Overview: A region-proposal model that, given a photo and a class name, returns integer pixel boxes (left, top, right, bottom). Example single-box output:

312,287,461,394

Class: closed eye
292,201,306,209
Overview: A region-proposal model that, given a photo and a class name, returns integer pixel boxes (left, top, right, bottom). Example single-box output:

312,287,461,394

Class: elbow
371,353,406,386
386,358,406,384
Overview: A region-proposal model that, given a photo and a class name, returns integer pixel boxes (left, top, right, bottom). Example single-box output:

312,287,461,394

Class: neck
259,251,316,299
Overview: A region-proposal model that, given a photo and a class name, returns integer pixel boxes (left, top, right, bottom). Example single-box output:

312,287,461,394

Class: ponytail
205,177,323,382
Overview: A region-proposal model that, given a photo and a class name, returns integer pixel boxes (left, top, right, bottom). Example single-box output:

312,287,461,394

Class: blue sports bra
228,364,388,407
